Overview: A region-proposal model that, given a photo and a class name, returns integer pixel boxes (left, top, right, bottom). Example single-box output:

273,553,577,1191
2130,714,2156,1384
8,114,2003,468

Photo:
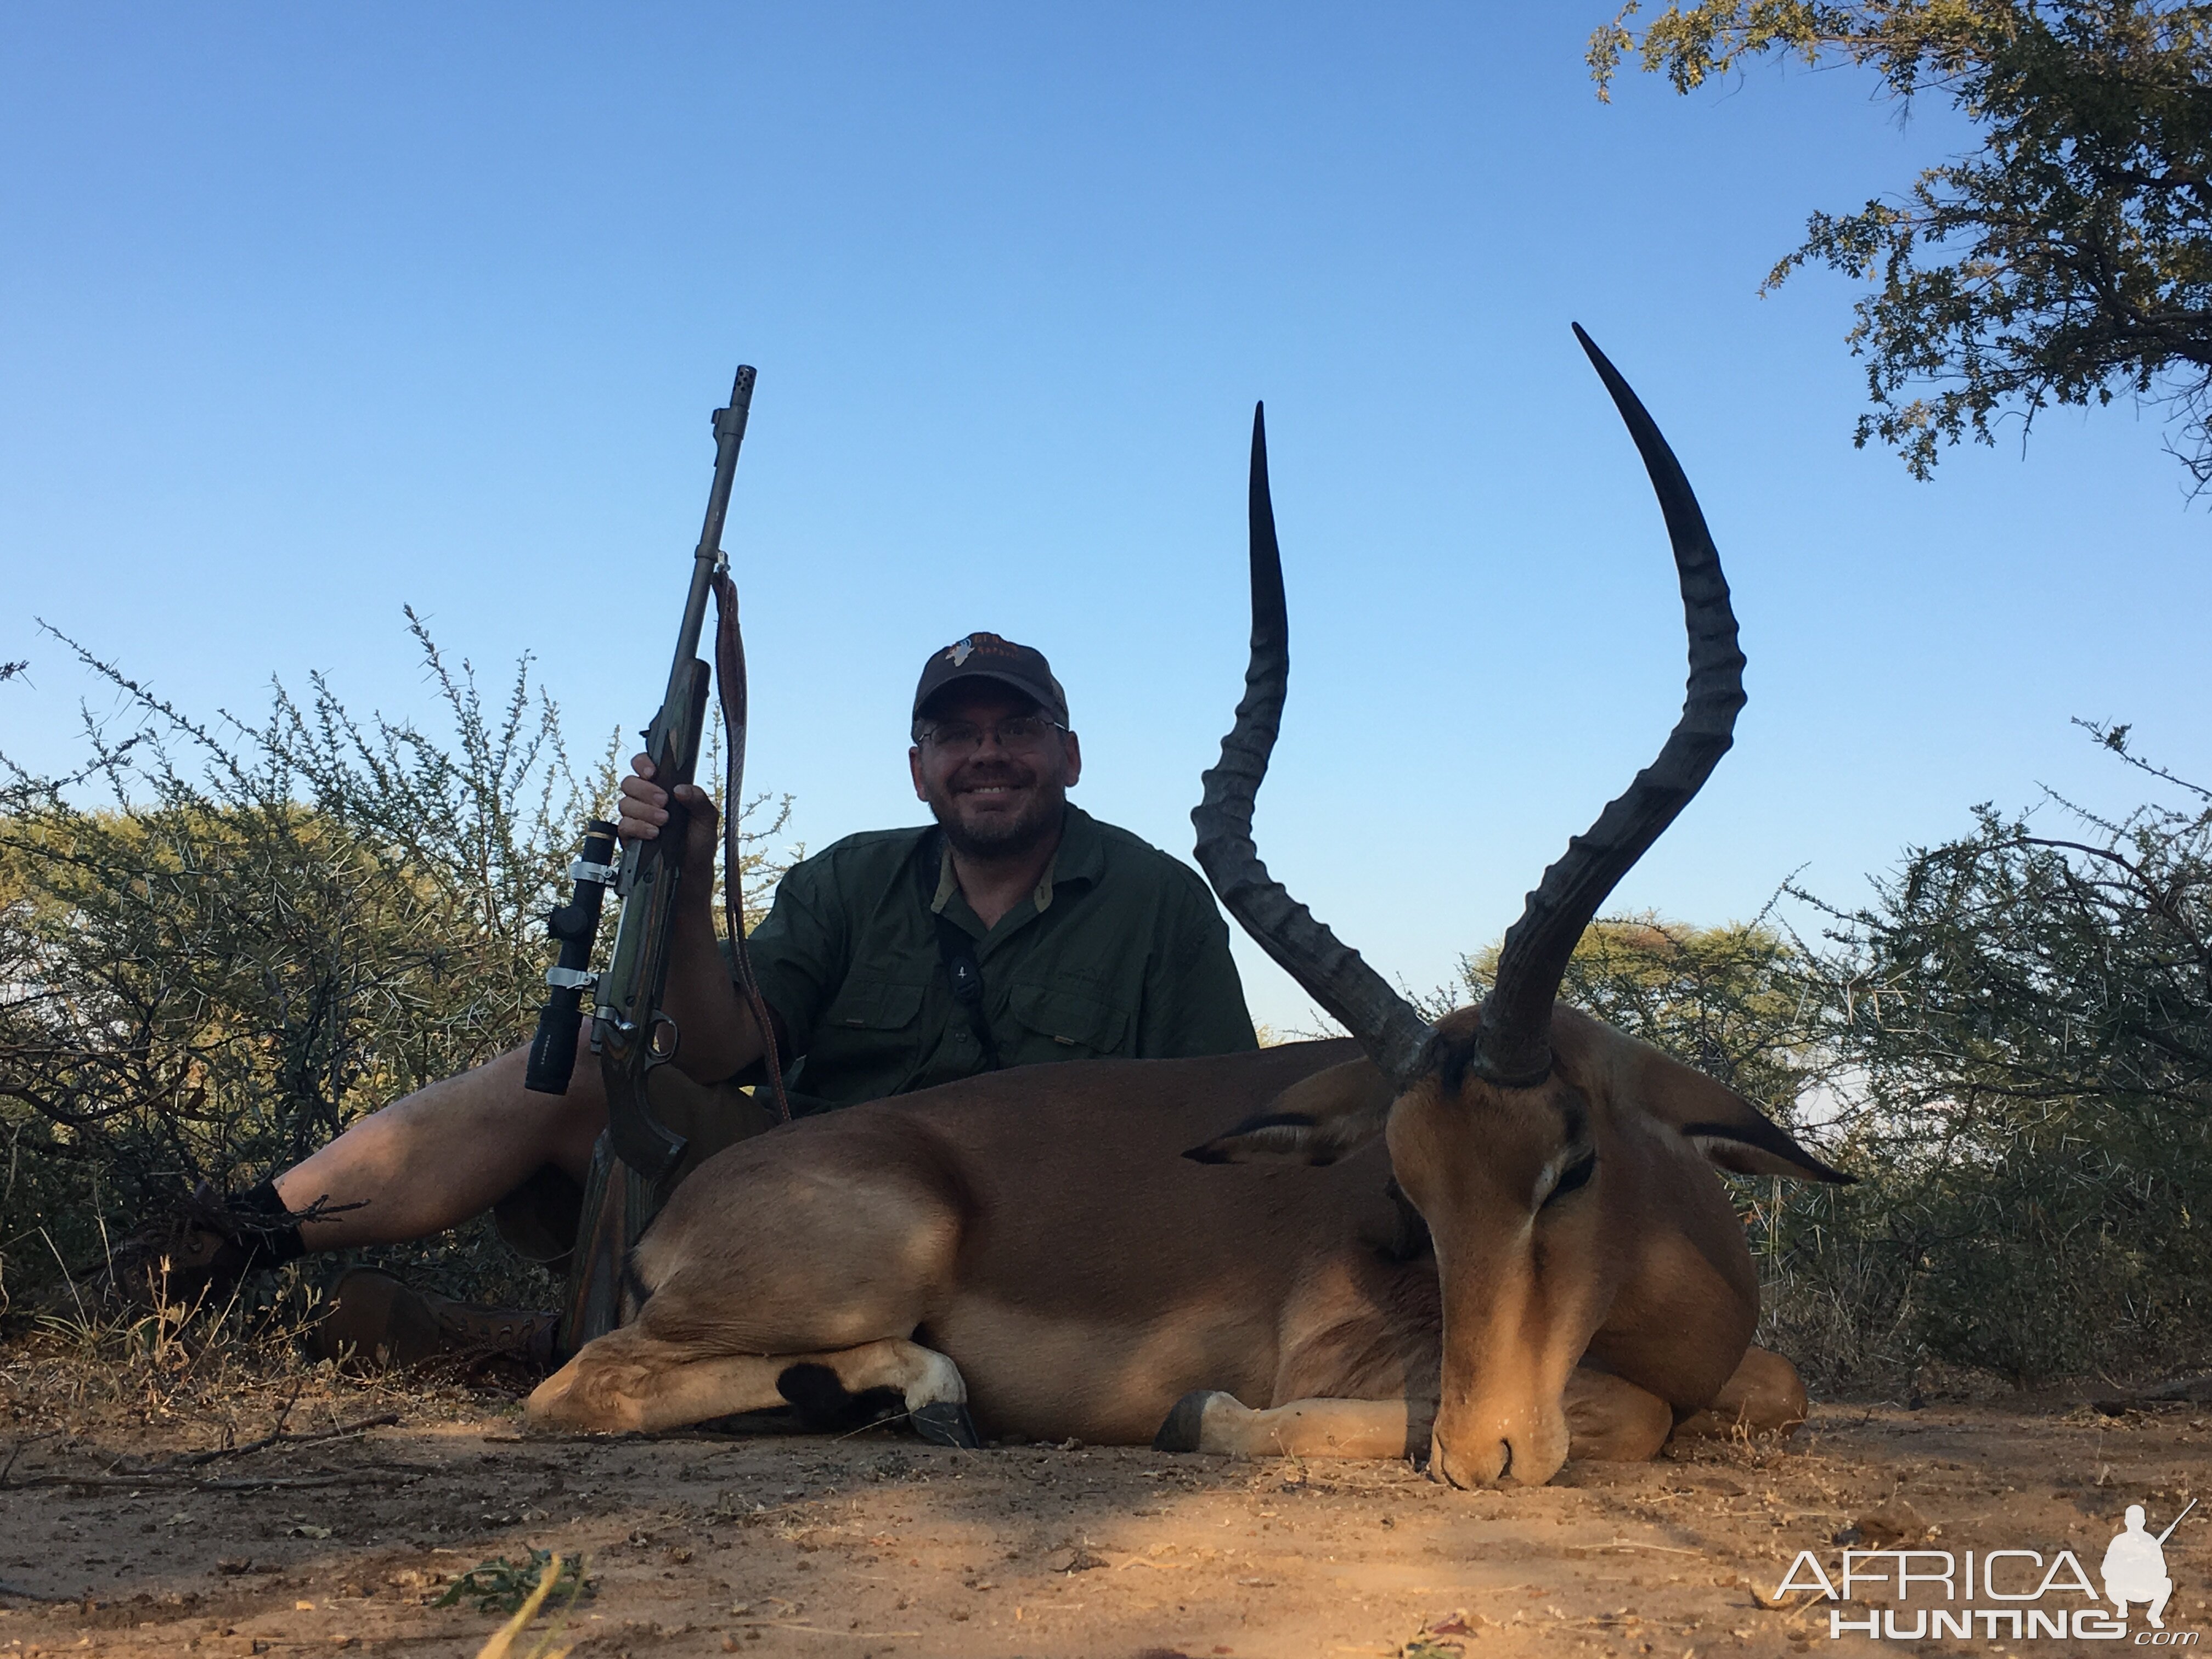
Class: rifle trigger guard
645,1013,680,1066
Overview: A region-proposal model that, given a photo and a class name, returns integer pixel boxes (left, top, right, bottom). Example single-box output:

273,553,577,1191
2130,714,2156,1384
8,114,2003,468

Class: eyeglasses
919,715,1068,758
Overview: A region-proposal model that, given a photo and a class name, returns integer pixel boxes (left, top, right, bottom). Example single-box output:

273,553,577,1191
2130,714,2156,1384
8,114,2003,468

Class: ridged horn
1192,404,1435,1088
1471,325,1747,1086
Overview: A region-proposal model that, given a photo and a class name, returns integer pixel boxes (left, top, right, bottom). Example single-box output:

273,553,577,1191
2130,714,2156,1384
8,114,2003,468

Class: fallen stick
5,1412,402,1489
3,1465,432,1493
167,1412,402,1468
729,1622,923,1638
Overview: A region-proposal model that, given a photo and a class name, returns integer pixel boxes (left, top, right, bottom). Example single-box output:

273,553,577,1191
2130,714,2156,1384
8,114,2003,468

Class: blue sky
4,5,2205,1030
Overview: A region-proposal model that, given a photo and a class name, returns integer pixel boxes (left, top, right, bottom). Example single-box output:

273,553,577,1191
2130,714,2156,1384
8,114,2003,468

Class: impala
527,327,1848,1487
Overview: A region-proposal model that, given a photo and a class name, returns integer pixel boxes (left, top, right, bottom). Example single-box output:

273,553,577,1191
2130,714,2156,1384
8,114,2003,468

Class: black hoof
910,1400,981,1449
1152,1389,1219,1453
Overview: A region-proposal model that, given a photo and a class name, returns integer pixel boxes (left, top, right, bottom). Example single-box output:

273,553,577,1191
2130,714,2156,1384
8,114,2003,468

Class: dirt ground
2,1370,2207,1659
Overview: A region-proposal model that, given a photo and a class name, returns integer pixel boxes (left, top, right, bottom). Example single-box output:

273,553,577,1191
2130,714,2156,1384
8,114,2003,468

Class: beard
926,759,1066,860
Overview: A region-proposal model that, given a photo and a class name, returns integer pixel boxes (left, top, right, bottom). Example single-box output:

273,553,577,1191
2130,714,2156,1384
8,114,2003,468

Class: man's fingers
630,752,657,780
617,773,668,844
616,777,716,849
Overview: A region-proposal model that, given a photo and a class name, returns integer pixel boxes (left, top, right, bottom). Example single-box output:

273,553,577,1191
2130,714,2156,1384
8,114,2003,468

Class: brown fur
529,1013,1836,1486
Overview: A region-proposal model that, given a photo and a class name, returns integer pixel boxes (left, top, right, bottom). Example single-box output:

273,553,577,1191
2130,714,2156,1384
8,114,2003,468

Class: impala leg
1156,1368,1677,1468
1153,1393,1417,1460
1667,1346,1809,1443
526,1331,973,1443
1561,1368,1674,1463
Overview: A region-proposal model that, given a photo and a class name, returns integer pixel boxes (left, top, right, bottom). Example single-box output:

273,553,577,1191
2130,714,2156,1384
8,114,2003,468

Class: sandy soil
2,1387,2207,1658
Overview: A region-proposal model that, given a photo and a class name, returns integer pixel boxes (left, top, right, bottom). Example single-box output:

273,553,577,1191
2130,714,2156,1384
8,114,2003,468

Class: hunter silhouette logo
2107,1502,2194,1630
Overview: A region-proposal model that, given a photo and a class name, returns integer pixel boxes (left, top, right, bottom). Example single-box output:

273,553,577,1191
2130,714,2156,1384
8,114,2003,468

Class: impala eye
1542,1150,1597,1209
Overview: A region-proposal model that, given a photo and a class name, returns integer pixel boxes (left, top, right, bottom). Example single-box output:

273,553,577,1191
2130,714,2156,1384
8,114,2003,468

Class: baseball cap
913,633,1069,725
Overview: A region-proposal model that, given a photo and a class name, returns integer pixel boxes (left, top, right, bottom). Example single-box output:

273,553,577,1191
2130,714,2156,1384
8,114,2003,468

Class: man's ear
1183,1058,1396,1166
1549,1007,1852,1184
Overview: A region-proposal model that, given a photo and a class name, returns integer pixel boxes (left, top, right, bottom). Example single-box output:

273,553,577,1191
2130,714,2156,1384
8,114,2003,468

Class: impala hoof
910,1401,981,1449
1153,1389,1231,1453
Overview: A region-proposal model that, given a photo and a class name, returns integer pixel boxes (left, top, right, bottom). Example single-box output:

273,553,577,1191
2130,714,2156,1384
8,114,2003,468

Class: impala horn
1192,325,1746,1093
1191,401,1436,1089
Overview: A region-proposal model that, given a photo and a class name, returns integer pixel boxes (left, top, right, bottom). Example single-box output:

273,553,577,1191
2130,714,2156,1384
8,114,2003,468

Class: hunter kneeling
120,633,1257,1364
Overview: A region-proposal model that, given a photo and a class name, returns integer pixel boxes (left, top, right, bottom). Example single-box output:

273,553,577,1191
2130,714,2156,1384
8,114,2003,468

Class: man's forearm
657,866,763,1083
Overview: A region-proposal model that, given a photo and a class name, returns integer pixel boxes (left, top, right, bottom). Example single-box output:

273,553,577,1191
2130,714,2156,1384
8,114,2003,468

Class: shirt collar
928,803,1105,918
1041,804,1104,910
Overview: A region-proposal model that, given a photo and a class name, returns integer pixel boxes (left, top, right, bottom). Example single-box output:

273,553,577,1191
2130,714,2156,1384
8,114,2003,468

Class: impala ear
1644,1056,1850,1183
1183,1058,1397,1166
1549,1007,1852,1184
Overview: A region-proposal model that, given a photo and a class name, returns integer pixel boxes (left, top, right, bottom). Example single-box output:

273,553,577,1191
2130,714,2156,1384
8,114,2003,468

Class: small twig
268,1376,309,1439
0,1431,60,1486
169,1410,399,1468
10,1412,403,1488
34,1229,90,1330
4,1462,433,1494
728,1623,923,1638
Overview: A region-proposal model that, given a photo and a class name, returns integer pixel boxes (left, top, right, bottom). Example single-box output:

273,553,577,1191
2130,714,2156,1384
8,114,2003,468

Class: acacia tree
1591,2,2212,491
1786,725,2212,1384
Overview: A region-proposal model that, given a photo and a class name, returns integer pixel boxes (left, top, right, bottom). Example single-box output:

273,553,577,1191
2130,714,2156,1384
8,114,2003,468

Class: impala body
529,328,1849,1487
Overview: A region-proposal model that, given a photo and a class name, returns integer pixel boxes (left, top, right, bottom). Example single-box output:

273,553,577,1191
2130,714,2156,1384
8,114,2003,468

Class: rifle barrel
665,365,756,708
2157,1497,2196,1544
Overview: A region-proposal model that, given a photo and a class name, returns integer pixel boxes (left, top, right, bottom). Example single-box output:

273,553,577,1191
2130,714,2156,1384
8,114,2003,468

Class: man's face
909,685,1082,859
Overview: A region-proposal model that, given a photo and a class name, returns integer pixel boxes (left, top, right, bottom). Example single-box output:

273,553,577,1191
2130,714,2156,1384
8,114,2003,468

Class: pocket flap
1008,983,1129,1053
825,979,927,1031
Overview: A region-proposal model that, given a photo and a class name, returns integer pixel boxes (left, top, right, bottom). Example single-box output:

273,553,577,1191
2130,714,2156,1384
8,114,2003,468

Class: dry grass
0,1271,524,1463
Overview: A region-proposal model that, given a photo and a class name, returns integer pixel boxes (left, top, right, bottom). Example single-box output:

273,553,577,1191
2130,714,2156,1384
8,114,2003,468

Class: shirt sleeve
739,851,850,1057
1136,870,1260,1058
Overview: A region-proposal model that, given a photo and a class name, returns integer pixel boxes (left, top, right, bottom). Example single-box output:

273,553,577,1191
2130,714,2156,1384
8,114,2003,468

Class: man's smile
950,765,1036,804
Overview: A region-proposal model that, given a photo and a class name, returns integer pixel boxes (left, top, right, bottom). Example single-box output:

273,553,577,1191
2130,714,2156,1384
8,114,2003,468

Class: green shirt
743,804,1257,1108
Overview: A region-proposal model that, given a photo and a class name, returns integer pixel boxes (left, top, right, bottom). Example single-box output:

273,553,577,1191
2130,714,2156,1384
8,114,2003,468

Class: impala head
1190,326,1841,1488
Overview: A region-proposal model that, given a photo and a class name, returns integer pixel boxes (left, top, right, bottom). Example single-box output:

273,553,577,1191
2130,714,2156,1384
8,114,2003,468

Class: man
123,633,1256,1361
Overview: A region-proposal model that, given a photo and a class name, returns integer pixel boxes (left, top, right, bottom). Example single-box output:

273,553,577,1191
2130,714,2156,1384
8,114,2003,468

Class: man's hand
611,752,761,1084
618,754,720,878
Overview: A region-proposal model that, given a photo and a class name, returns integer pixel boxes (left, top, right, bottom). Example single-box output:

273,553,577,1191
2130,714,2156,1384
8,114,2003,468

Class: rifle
523,364,787,1355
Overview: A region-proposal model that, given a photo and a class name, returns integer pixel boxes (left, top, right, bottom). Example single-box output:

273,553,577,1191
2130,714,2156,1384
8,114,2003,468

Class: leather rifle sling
712,570,792,1122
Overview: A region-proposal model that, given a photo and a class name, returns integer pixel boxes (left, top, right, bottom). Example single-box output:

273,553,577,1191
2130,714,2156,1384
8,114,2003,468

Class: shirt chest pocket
819,979,927,1037
1008,983,1130,1058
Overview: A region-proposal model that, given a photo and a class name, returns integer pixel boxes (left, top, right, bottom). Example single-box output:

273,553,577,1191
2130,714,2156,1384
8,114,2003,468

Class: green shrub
0,617,785,1316
1779,726,2212,1389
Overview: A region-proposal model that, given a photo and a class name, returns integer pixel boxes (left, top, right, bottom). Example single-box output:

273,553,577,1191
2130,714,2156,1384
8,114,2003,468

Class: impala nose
1428,1434,1517,1489
1429,1414,1569,1488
